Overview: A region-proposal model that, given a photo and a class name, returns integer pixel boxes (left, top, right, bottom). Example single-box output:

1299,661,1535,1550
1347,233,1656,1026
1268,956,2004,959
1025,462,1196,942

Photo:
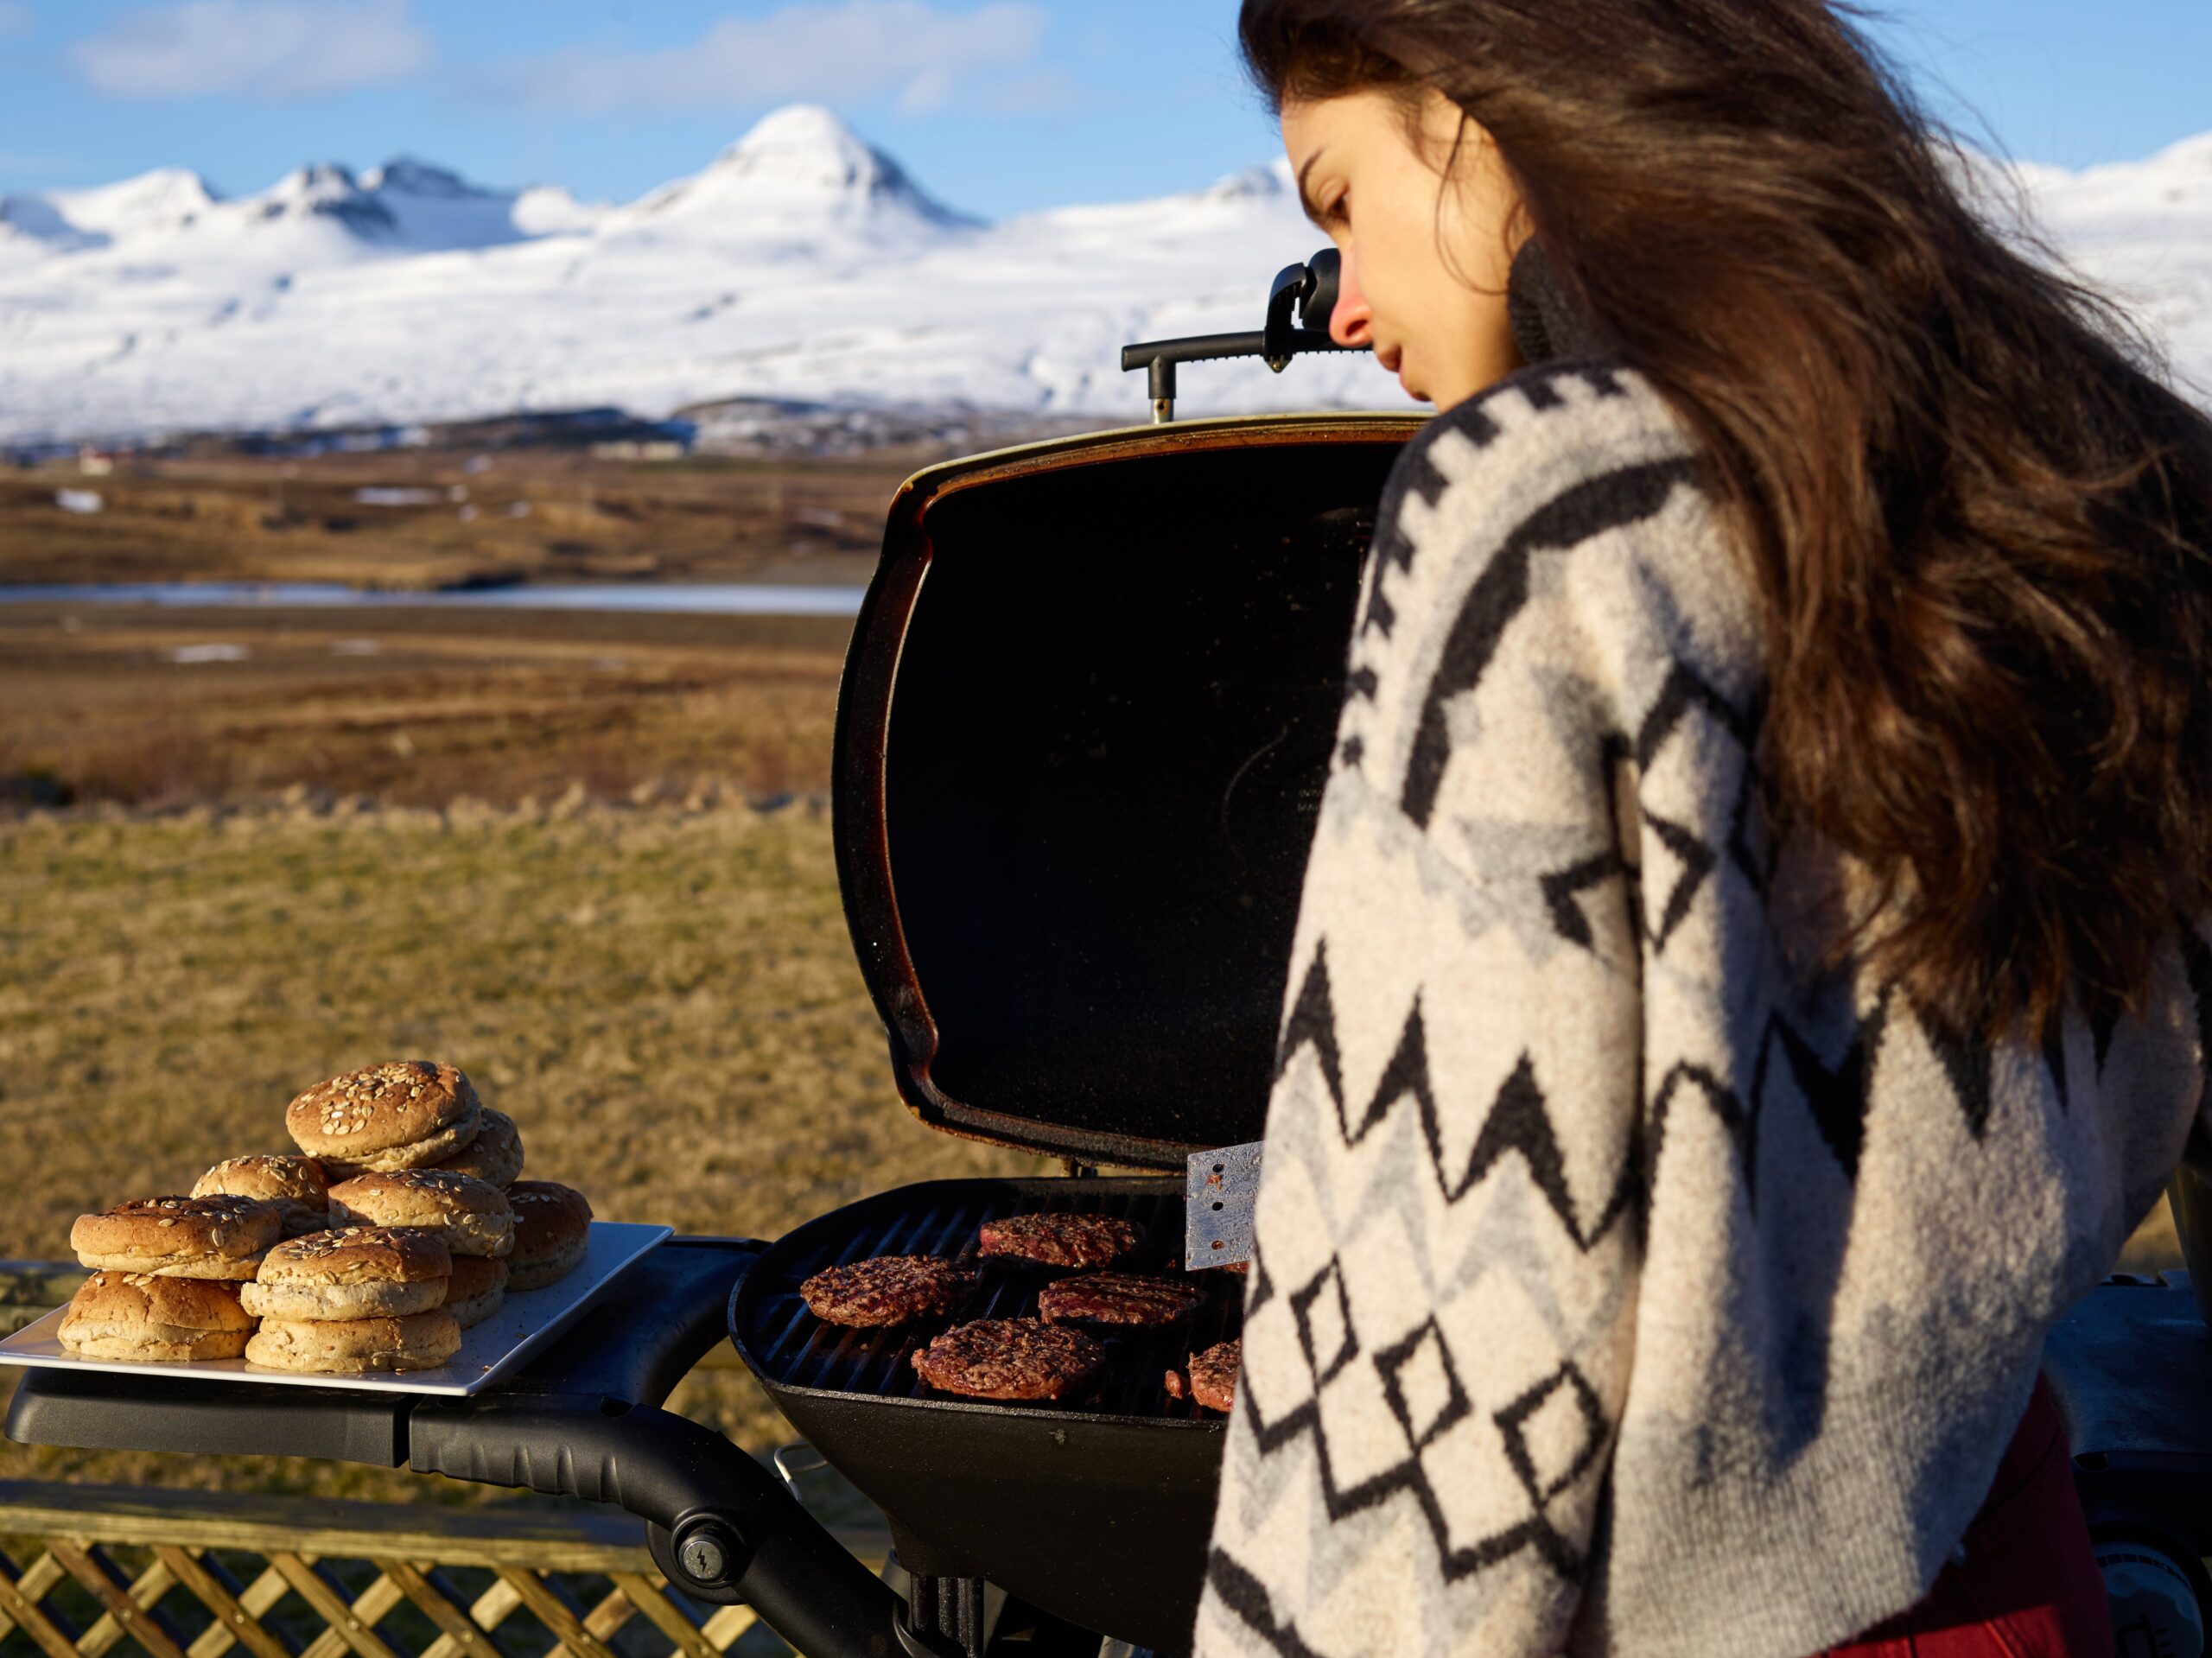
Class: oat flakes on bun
505,1180,591,1290
240,1225,451,1320
286,1061,481,1178
327,1169,513,1258
429,1108,524,1188
443,1252,507,1329
71,1196,282,1280
245,1309,461,1374
192,1154,330,1238
58,1272,253,1362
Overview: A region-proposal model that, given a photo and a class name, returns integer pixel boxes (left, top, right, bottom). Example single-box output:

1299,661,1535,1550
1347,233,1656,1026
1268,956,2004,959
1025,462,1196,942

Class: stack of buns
328,1169,514,1327
57,1060,597,1374
241,1226,462,1371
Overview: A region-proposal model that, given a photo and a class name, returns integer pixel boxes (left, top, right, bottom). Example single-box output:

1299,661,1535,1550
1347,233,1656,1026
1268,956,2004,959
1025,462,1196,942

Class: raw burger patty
1168,1337,1240,1412
977,1212,1144,1268
801,1255,975,1325
911,1318,1105,1401
1038,1271,1204,1327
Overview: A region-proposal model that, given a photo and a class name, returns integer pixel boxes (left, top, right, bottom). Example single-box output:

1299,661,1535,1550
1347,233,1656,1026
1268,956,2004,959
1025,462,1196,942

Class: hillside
1,106,2207,443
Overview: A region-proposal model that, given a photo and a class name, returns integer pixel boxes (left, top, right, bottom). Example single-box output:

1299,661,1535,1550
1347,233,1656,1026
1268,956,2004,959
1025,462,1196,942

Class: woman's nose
1329,248,1374,348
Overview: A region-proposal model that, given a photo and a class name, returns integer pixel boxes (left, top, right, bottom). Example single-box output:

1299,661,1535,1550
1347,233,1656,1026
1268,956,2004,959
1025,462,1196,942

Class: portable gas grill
15,253,2212,1658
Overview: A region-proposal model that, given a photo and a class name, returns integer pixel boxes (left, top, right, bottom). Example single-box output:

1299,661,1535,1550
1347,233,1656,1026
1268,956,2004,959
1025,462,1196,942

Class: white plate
0,1221,672,1397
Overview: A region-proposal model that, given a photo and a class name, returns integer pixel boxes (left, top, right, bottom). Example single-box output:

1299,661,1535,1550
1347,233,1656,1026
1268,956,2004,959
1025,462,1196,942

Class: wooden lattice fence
0,1483,887,1658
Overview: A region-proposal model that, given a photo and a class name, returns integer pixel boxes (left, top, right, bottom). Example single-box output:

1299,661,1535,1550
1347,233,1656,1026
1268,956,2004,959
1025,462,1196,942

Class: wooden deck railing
0,1481,887,1658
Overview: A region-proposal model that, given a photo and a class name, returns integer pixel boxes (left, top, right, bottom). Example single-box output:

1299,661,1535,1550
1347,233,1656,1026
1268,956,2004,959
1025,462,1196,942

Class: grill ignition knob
671,1517,747,1589
679,1534,728,1582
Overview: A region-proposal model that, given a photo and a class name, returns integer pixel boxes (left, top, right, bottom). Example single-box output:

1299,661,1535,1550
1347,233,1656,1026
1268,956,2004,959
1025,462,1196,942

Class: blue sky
0,1,2208,216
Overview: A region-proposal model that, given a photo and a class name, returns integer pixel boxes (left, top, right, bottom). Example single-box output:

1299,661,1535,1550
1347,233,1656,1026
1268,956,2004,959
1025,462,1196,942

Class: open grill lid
834,413,1423,1169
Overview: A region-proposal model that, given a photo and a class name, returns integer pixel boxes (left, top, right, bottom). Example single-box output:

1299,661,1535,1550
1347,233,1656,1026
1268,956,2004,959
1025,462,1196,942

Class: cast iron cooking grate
747,1187,1239,1419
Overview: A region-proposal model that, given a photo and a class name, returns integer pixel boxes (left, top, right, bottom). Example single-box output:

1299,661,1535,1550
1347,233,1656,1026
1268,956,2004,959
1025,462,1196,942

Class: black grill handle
409,1396,903,1656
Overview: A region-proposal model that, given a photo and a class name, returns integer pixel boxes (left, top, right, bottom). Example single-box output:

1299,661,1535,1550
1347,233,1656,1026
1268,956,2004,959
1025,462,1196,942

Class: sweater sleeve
1196,363,1718,1658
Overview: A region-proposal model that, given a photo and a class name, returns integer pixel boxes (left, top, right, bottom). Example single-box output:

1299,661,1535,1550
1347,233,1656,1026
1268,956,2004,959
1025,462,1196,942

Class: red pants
1816,1377,2112,1656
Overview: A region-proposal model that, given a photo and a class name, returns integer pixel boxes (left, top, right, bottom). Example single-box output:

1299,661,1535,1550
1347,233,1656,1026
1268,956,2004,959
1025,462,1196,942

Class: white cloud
73,0,429,101
502,0,1046,116
0,3,33,38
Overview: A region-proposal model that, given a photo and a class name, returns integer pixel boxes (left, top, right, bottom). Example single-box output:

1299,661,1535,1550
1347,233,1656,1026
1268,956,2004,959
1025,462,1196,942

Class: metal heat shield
1186,1141,1262,1269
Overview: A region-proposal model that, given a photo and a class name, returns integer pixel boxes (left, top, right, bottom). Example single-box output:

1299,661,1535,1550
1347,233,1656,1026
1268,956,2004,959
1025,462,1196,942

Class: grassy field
0,450,898,591
0,804,1041,1502
0,605,849,808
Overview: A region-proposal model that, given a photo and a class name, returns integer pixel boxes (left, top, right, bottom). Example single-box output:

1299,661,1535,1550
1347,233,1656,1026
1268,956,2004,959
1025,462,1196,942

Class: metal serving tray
0,1220,670,1397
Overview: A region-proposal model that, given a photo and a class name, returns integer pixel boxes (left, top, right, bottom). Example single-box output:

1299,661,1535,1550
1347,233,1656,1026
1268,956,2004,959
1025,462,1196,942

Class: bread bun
245,1309,461,1374
58,1272,252,1362
327,1170,513,1257
444,1253,507,1328
506,1181,591,1290
192,1155,329,1237
243,1225,450,1319
71,1196,281,1278
286,1061,481,1176
429,1109,523,1188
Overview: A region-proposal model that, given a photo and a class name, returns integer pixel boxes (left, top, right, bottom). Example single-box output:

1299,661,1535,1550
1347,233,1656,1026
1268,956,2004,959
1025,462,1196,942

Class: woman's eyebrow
1295,151,1329,226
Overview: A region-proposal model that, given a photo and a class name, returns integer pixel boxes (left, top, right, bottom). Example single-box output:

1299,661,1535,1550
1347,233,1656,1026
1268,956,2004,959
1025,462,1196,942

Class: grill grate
746,1185,1240,1420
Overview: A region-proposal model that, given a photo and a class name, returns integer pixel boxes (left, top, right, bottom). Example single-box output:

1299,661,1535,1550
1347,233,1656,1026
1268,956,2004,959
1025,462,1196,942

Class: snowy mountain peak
46,167,219,241
361,157,496,200
0,123,2204,447
255,162,397,237
626,103,974,234
714,105,893,189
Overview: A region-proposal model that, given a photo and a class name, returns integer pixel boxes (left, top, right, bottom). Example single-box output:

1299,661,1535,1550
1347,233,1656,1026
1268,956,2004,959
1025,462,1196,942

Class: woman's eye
1324,193,1349,230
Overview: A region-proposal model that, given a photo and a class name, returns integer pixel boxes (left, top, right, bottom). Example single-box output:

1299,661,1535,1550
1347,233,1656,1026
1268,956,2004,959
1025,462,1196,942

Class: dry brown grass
0,806,1041,1502
0,451,901,590
0,606,849,808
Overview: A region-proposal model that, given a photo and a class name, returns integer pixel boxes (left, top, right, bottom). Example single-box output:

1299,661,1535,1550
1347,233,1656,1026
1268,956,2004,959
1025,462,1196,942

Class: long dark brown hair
1244,0,2212,1041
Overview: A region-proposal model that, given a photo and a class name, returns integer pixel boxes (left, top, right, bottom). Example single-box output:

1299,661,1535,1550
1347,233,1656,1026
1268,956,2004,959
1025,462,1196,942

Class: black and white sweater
1194,358,2209,1658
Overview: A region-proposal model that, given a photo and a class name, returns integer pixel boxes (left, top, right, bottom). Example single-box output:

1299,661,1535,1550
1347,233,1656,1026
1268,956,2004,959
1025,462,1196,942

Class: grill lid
835,413,1421,1169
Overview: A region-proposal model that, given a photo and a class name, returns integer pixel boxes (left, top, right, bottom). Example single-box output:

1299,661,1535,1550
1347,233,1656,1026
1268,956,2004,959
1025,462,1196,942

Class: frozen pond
0,581,868,615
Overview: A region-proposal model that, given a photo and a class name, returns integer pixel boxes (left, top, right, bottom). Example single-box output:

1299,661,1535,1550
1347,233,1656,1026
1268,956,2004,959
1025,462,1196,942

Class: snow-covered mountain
0,105,2206,445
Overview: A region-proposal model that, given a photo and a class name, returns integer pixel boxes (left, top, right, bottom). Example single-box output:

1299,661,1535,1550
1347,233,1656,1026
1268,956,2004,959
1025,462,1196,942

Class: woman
1200,3,2212,1656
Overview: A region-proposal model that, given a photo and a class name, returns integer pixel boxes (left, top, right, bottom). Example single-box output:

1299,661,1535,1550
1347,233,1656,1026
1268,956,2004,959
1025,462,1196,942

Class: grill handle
410,1394,907,1657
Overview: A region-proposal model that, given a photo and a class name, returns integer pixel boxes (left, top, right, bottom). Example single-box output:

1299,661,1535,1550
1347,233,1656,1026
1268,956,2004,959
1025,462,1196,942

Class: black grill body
836,416,1421,1169
731,1177,1232,1654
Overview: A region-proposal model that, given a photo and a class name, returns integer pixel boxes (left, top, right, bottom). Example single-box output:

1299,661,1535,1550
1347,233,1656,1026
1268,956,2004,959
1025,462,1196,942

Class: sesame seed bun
58,1272,252,1362
428,1109,524,1188
286,1061,482,1176
192,1155,330,1238
70,1196,282,1279
243,1226,450,1318
505,1181,591,1290
444,1253,507,1328
327,1170,513,1258
245,1309,462,1374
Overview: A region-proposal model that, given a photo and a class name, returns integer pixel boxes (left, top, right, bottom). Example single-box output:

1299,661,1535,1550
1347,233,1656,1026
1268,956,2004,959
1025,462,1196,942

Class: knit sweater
1193,356,2210,1658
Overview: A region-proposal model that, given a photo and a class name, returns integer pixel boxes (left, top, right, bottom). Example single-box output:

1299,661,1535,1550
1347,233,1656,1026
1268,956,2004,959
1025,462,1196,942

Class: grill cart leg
6,1238,942,1658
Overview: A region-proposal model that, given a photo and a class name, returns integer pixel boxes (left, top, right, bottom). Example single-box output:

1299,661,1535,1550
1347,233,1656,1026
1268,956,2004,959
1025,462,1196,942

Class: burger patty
1168,1337,1240,1413
801,1255,976,1326
1038,1271,1205,1327
911,1318,1105,1401
977,1211,1144,1269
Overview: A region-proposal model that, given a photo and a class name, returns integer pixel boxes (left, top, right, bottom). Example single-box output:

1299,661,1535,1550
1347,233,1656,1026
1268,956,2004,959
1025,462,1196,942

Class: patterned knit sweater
1193,358,2210,1658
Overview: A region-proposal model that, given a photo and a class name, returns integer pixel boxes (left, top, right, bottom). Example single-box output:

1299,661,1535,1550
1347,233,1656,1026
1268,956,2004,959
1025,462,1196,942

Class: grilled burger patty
1166,1337,1240,1412
802,1255,976,1325
977,1211,1144,1269
911,1318,1106,1401
1038,1271,1204,1327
